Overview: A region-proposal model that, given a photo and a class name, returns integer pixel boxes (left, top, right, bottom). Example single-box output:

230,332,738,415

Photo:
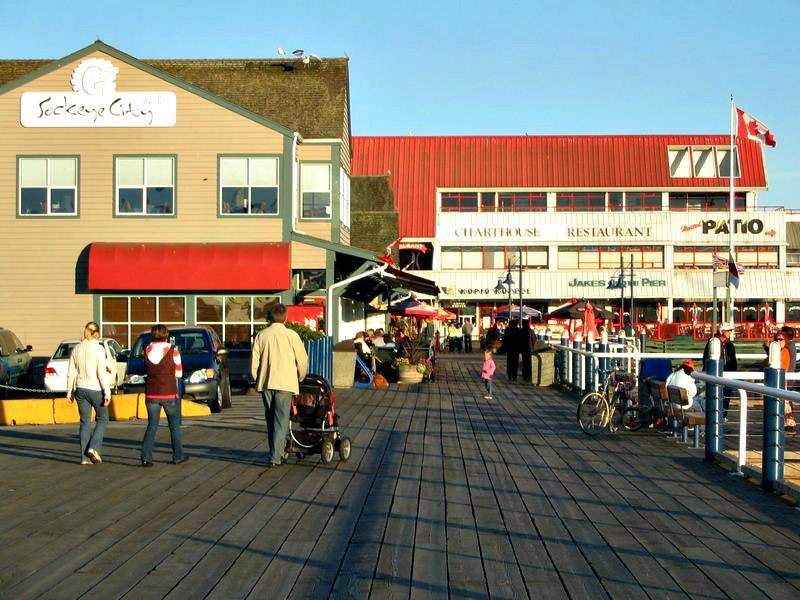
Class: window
608,192,623,211
558,246,664,269
480,192,496,212
441,192,478,212
555,192,605,212
100,296,186,348
669,192,745,212
115,157,175,216
668,147,692,177
692,147,716,178
625,192,661,211
717,147,740,178
18,157,78,216
220,156,279,215
300,163,331,219
196,296,280,348
294,269,326,291
498,192,546,212
442,246,549,270
736,246,778,269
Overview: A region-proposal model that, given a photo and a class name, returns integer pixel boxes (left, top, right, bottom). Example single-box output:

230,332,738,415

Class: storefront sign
566,226,652,238
20,58,176,127
681,218,776,237
568,277,666,288
398,242,429,252
453,226,541,238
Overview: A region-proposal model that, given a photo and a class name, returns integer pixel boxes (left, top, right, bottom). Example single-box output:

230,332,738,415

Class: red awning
88,242,291,291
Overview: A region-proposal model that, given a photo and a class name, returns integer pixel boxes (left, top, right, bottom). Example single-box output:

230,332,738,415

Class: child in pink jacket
481,349,496,400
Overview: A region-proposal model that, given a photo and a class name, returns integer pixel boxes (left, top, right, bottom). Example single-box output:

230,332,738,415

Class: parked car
123,326,231,412
44,338,127,393
0,327,33,392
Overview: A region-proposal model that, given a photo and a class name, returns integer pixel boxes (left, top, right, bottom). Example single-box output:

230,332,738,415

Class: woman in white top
66,322,112,464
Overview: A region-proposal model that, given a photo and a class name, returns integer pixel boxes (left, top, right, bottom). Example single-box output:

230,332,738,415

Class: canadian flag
736,108,776,147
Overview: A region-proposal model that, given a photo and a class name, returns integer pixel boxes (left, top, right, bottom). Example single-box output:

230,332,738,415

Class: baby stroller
286,374,352,464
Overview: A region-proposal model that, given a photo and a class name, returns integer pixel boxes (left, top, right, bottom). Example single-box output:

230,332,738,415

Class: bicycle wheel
621,406,646,432
577,392,609,436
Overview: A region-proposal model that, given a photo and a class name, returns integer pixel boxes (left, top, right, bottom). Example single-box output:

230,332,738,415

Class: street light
495,271,515,318
607,256,635,332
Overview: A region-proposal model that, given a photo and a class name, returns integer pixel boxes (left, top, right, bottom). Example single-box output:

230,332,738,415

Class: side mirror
117,351,129,363
216,348,229,358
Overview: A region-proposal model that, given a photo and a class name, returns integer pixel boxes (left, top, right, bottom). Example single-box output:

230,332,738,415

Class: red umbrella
583,301,599,340
389,298,438,318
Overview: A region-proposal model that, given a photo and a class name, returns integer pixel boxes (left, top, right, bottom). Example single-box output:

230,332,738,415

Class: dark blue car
123,326,232,412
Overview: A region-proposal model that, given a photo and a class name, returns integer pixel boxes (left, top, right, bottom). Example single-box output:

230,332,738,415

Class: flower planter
397,364,424,384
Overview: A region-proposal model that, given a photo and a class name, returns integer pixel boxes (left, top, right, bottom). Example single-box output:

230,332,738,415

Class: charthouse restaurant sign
451,225,652,239
20,59,176,127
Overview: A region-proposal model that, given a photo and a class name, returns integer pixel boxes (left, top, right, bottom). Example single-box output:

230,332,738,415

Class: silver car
0,327,32,389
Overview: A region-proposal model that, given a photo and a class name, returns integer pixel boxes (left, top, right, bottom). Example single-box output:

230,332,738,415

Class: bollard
573,333,582,393
598,329,609,384
545,328,552,345
560,331,569,386
762,341,785,493
617,330,626,372
585,332,595,393
639,330,647,354
704,338,722,462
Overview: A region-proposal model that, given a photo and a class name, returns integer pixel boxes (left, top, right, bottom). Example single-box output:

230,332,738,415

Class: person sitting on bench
666,359,701,412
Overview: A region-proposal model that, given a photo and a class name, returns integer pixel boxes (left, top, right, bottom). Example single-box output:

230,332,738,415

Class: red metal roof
88,242,290,291
351,135,768,238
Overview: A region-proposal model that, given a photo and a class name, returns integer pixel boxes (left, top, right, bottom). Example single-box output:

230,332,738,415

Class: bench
667,385,705,448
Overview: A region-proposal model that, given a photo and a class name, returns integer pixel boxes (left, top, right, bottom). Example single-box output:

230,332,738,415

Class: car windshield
131,331,213,357
53,343,77,360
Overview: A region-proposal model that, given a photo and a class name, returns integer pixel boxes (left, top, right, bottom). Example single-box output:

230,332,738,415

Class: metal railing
552,335,800,494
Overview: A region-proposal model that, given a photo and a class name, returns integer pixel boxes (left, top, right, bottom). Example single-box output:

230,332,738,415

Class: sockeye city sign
20,58,176,127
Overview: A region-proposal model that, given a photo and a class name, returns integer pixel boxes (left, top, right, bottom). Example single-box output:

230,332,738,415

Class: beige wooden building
0,41,417,353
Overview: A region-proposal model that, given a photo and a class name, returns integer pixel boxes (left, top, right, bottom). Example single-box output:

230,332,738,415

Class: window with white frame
339,168,351,228
301,163,332,219
101,296,186,348
116,157,175,215
668,147,692,178
18,157,78,216
220,156,279,215
692,147,716,178
195,296,280,348
716,147,740,177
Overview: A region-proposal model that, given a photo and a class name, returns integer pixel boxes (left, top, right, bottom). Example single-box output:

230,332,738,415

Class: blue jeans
141,400,183,462
483,378,493,396
75,388,108,460
261,390,292,464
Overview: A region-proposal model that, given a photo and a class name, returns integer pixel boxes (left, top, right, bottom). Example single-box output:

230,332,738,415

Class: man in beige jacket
251,304,308,467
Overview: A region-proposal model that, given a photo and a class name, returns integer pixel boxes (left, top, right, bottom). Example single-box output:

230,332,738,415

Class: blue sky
2,0,797,206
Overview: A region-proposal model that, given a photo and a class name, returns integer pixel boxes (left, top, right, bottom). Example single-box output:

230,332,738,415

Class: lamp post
518,246,524,322
495,270,515,320
607,259,625,330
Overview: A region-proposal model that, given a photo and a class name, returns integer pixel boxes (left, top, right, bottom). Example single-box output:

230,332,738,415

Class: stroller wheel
339,437,352,462
321,440,335,464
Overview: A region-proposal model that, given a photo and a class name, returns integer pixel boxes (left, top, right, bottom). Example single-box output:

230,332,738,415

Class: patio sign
21,58,176,127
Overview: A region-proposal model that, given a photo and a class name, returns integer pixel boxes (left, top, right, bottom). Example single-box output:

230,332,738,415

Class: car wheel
221,375,233,409
210,383,223,413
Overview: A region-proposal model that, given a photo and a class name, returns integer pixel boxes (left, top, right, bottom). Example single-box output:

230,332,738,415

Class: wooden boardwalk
2,355,800,599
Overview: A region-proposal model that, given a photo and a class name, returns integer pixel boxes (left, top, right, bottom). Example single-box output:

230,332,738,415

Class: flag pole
726,94,735,327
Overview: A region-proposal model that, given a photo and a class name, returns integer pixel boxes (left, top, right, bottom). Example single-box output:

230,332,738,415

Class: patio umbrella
389,298,438,318
547,300,614,321
492,304,542,320
583,301,600,340
433,306,457,321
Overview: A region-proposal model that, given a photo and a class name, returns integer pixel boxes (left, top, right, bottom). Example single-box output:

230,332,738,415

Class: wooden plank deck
1,354,800,598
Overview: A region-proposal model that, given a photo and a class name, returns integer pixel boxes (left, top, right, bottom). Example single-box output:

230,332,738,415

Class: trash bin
333,341,356,388
531,350,555,386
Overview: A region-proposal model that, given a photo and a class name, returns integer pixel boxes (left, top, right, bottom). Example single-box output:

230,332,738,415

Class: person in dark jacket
141,324,185,467
520,319,534,382
484,323,501,350
702,325,737,420
505,320,520,381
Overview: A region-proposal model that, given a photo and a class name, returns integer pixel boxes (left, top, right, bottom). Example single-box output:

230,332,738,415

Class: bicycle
577,370,635,435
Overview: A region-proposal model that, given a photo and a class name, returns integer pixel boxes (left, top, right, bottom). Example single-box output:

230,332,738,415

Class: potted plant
394,334,433,384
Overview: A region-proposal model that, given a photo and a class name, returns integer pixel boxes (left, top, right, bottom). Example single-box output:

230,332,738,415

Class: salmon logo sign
20,58,176,128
